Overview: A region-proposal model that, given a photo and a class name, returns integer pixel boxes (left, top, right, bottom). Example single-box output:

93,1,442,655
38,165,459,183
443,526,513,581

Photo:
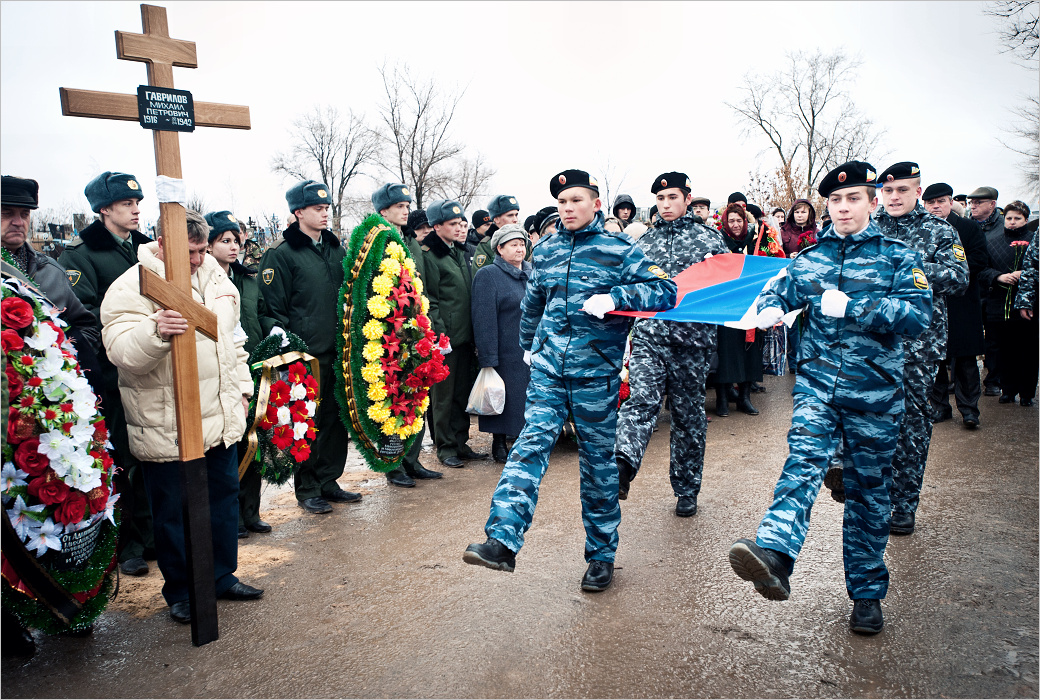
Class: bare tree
186,191,207,215
985,1,1039,63
999,94,1040,197
597,154,631,218
376,62,495,210
727,50,887,198
271,105,380,234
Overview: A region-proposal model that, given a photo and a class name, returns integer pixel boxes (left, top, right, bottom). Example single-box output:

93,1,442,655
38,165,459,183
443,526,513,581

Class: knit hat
85,171,143,213
372,182,412,213
407,209,429,230
204,210,241,243
727,191,747,205
473,210,491,228
286,180,332,213
488,195,520,219
2,176,39,210
426,199,464,227
489,223,527,251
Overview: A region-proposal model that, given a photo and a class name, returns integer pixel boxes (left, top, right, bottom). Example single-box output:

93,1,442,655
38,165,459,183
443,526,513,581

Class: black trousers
108,388,154,562
141,444,240,606
294,359,349,501
995,316,1040,400
931,356,981,421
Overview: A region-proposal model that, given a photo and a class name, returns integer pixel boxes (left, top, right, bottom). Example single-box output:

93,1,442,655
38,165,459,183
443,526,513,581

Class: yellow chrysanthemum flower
371,274,394,297
412,416,424,433
368,403,390,423
413,278,423,295
386,242,406,262
419,396,430,413
367,383,387,402
362,319,385,341
368,297,391,319
380,257,402,277
361,363,383,383
420,297,429,314
362,341,384,362
381,417,399,436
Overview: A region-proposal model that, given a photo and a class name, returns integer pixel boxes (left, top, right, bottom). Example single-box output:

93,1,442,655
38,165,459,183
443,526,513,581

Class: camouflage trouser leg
756,393,900,599
889,361,940,518
615,338,711,497
485,369,622,562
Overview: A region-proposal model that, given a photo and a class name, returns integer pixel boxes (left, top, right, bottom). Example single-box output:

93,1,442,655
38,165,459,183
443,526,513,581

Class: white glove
440,341,453,356
755,306,785,329
821,289,851,318
582,294,616,319
268,326,289,348
523,350,531,366
702,252,714,260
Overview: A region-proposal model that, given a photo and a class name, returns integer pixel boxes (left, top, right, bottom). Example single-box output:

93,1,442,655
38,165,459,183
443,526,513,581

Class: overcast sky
2,1,1037,233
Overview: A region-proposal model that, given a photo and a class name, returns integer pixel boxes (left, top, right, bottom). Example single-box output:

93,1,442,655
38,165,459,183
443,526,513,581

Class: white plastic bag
466,367,506,416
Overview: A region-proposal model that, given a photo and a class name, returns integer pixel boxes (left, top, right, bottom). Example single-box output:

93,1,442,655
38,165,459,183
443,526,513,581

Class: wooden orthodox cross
59,4,250,646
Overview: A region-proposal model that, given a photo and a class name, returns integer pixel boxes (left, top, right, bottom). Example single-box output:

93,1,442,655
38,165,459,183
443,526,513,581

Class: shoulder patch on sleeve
912,268,929,289
65,270,82,286
951,243,966,261
421,245,430,252
647,265,669,280
474,254,487,267
261,268,275,285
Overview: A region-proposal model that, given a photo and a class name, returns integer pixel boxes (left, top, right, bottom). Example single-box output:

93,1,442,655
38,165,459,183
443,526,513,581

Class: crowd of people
1,154,1036,650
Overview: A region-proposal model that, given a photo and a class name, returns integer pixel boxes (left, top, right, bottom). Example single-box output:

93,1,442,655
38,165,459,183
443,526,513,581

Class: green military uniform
59,219,155,565
471,232,497,275
422,231,478,462
258,222,350,502
229,261,276,526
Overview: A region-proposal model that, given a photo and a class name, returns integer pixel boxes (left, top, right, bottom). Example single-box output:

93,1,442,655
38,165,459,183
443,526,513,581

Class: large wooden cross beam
59,3,250,646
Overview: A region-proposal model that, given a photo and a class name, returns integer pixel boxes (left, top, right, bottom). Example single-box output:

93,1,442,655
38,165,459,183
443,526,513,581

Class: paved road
3,373,1037,698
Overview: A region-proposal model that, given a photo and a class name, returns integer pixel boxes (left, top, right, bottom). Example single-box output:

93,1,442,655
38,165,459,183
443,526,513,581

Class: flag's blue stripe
651,256,790,324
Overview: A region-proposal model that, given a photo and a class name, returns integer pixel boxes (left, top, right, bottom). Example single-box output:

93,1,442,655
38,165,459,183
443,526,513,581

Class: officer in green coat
59,171,155,578
471,194,520,275
206,210,277,536
258,181,361,514
423,200,488,468
371,183,442,487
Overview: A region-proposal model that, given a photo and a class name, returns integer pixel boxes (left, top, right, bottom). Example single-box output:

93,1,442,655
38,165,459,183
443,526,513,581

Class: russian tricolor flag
612,253,796,328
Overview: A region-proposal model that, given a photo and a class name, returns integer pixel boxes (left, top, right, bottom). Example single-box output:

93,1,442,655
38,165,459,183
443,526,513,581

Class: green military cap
372,183,412,212
204,210,241,242
84,171,144,213
286,180,332,212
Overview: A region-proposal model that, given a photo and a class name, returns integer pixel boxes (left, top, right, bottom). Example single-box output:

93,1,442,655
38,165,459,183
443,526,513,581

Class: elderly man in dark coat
923,183,990,428
471,223,532,462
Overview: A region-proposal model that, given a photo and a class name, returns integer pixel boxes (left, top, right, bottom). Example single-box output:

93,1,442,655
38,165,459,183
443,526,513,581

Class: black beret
746,203,764,219
879,161,921,183
472,210,491,228
651,172,691,195
407,209,429,229
953,194,968,202
2,175,39,209
922,183,954,201
549,169,599,198
818,160,878,198
533,205,559,234
649,204,659,219
524,215,536,233
728,191,747,204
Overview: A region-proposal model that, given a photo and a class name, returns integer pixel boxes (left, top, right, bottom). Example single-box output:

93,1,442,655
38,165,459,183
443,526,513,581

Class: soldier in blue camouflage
728,161,932,635
614,172,730,517
463,169,677,592
869,162,968,536
1014,232,1038,318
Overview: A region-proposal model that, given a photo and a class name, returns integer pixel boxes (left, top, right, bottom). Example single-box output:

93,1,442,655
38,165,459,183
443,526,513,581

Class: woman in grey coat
471,224,532,462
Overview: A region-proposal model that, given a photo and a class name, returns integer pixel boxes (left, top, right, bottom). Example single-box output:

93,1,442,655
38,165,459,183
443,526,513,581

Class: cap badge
866,170,876,181
228,214,237,223
402,187,410,196
317,189,328,198
558,175,567,185
127,179,139,190
686,178,691,188
589,177,599,187
911,166,920,175
452,206,461,214
886,175,894,182
661,179,668,187
837,172,847,183
509,197,516,204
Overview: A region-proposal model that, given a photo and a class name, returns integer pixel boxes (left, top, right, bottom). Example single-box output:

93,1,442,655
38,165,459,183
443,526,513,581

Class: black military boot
404,461,443,480
580,560,614,592
617,455,635,500
714,384,730,417
736,383,759,415
675,495,698,517
850,599,884,634
385,468,416,488
728,538,793,601
463,537,516,572
889,511,915,536
492,434,509,463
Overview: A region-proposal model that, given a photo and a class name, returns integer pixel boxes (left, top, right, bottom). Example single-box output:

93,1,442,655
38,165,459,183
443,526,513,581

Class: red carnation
415,337,433,358
290,441,311,463
54,490,88,526
404,374,424,389
5,363,23,398
60,402,74,414
438,334,450,349
19,354,34,367
1,296,35,330
19,395,36,408
1,328,24,353
27,376,42,388
415,314,430,331
287,361,307,384
271,425,294,450
93,419,108,442
86,484,109,514
269,380,291,406
27,469,71,506
14,437,49,476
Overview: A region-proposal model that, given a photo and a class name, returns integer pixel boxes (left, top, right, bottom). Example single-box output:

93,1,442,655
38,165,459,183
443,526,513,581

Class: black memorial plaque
137,85,195,132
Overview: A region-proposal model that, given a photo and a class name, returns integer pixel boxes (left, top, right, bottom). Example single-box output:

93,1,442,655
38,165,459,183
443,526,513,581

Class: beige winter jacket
100,242,253,462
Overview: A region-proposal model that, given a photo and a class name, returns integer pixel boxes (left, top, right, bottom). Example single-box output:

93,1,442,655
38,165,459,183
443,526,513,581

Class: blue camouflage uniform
1013,231,1038,313
484,210,677,562
875,202,968,521
615,213,730,499
754,221,931,598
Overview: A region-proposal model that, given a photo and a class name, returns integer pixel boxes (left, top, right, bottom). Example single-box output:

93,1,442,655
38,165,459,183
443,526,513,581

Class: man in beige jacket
101,210,264,624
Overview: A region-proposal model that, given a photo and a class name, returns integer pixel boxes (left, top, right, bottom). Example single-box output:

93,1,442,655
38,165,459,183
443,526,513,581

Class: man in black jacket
59,171,155,577
923,183,989,428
